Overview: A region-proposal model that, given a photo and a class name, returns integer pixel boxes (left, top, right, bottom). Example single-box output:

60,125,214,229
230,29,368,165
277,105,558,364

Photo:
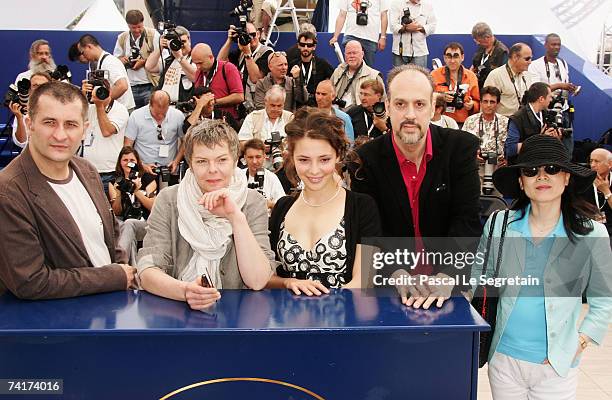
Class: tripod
263,0,301,47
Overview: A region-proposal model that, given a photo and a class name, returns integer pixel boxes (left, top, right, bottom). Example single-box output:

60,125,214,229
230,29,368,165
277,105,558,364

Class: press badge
84,131,95,147
445,106,456,113
158,144,170,158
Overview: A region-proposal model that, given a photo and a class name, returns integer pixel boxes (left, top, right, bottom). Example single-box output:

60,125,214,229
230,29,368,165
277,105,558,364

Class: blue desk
0,289,488,399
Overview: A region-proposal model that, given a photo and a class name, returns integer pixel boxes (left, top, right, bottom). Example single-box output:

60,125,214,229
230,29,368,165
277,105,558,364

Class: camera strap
204,59,220,90
364,110,375,135
444,65,463,91
97,53,110,70
544,57,564,82
479,114,499,155
505,63,526,104
335,63,363,101
129,32,145,51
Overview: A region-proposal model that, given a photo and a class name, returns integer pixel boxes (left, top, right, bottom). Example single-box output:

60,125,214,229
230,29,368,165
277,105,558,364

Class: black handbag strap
492,210,509,278
481,210,509,277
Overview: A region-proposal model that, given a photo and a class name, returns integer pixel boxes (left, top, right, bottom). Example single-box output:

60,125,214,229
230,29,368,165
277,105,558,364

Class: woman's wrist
227,209,247,226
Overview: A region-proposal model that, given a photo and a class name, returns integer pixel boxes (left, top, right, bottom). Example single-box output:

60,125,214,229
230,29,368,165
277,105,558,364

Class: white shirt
389,0,436,57
238,110,291,141
340,0,390,43
14,70,32,85
247,168,286,203
153,55,195,103
11,114,28,148
48,172,111,267
484,64,536,117
113,31,160,86
82,102,129,173
430,115,458,130
96,51,136,110
529,56,570,109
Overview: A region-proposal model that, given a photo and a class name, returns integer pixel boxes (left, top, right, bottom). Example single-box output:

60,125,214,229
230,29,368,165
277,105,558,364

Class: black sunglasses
298,42,316,48
444,53,461,59
520,165,563,177
157,124,163,141
249,32,257,38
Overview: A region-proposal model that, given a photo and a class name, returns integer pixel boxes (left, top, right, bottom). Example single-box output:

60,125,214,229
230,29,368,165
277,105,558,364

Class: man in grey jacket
0,81,136,300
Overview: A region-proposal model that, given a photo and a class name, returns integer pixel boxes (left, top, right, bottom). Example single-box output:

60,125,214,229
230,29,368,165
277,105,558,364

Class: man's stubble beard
396,121,427,145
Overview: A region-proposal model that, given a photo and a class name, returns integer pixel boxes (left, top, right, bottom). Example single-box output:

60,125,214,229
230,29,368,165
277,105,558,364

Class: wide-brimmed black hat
493,135,595,198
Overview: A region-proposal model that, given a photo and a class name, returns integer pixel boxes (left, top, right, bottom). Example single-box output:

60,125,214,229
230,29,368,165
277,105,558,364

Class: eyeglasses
157,124,163,141
520,165,563,177
248,32,257,38
444,53,462,59
268,51,287,62
298,42,316,48
522,56,532,61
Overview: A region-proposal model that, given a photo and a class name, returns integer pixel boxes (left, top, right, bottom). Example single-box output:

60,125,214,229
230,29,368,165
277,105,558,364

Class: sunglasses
444,53,462,59
298,42,316,48
248,32,257,38
520,165,563,177
268,51,287,62
157,124,163,141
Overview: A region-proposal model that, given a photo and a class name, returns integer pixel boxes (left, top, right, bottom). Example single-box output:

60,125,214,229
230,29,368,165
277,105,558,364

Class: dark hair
243,138,266,153
125,10,144,25
28,81,88,122
78,34,100,48
284,107,349,187
360,79,384,96
481,86,501,102
68,42,81,62
298,31,317,44
509,178,597,241
443,42,464,55
115,146,145,177
523,82,550,104
545,33,561,44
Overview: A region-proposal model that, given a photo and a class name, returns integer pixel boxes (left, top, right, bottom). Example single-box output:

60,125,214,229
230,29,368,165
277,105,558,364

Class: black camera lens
169,38,183,52
94,86,110,101
372,101,386,118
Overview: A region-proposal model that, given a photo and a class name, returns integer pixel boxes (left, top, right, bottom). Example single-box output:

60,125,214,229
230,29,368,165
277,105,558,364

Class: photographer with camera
243,139,286,211
505,82,561,165
14,39,57,84
330,41,385,110
218,20,273,111
529,33,579,154
462,86,509,193
330,0,389,68
7,72,51,148
108,146,157,265
315,80,355,142
192,43,245,120
347,79,389,139
470,22,509,92
113,10,161,109
124,90,185,184
145,24,196,104
78,34,135,112
430,93,459,129
288,31,335,106
431,42,480,126
182,87,240,134
239,85,292,144
389,0,436,68
80,78,129,193
254,51,307,112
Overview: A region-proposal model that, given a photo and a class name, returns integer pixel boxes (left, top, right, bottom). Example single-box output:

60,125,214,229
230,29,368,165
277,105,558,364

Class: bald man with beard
192,43,244,119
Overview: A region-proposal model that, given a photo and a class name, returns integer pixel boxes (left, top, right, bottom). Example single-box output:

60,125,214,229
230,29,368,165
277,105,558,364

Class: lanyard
364,111,375,135
505,64,526,103
204,59,220,90
444,66,463,91
478,114,499,154
301,61,313,86
544,57,563,82
335,63,363,100
129,32,144,50
530,105,543,127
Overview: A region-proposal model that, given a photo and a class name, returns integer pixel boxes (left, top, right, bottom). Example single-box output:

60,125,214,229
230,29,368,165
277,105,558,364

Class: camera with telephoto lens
372,101,386,118
333,97,347,108
229,0,253,17
86,70,110,103
544,94,573,138
124,46,141,69
154,164,172,191
49,65,72,82
481,151,498,195
447,83,468,110
247,168,265,195
158,21,184,52
4,78,30,113
231,15,252,47
401,8,412,25
265,131,284,171
114,161,139,194
356,1,369,26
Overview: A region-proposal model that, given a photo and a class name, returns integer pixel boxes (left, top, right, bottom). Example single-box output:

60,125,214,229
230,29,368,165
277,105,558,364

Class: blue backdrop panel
1,30,609,140
0,289,488,399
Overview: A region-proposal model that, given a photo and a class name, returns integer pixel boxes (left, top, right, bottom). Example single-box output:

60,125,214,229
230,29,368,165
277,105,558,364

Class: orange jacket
431,66,480,123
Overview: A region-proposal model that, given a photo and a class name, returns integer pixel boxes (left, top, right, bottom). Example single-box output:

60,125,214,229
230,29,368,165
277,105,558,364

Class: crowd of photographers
3,1,606,261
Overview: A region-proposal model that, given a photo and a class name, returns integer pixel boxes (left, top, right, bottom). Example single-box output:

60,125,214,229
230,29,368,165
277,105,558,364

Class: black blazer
346,105,386,139
351,124,482,240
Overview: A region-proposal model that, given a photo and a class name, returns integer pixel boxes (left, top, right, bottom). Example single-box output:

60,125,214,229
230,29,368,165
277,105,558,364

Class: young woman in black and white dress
268,108,381,296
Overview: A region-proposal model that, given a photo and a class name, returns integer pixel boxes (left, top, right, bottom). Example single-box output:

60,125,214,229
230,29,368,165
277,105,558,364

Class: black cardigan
268,189,382,283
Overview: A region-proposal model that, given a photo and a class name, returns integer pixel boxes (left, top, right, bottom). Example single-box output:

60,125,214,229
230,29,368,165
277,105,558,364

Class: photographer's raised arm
145,44,163,73
9,103,27,145
110,77,129,101
218,27,235,61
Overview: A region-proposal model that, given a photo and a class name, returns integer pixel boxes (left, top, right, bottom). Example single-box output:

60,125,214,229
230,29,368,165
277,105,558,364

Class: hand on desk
284,278,330,297
184,276,221,310
392,270,453,309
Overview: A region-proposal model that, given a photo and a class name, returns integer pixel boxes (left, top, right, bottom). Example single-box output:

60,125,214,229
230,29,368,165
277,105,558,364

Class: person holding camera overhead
330,0,390,69
124,90,185,183
9,72,51,148
182,87,240,134
330,41,385,110
431,42,480,126
347,79,389,140
78,34,135,112
389,0,436,68
218,20,273,112
109,146,157,265
80,78,129,193
145,25,196,104
505,82,561,165
114,10,161,109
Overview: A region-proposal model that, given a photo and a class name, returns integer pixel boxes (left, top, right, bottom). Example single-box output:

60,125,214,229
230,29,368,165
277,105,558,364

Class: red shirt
195,59,244,119
392,129,433,275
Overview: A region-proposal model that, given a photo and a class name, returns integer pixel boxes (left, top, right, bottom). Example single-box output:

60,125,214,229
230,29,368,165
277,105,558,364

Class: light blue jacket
471,209,612,377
